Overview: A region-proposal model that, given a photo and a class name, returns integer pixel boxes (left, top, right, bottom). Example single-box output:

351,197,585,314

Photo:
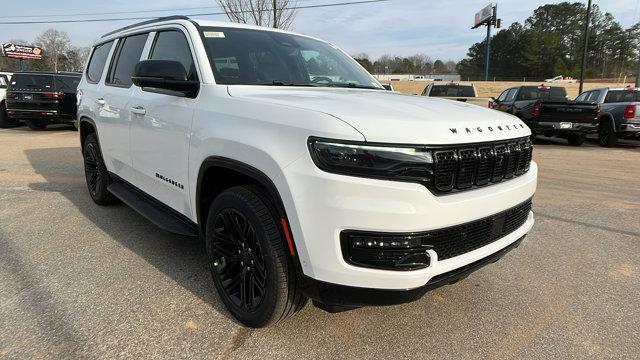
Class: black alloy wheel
212,208,267,311
598,122,617,147
83,133,117,205
206,186,307,327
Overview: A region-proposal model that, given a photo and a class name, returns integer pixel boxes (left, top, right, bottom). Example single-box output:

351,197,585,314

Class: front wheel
206,186,307,327
25,119,49,130
598,122,617,147
83,133,118,205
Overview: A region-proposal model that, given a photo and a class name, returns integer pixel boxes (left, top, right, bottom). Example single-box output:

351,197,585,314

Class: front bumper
283,153,537,291
302,235,526,308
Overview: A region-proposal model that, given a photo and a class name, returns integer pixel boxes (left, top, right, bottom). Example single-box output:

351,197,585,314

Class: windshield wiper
321,82,383,90
232,80,316,87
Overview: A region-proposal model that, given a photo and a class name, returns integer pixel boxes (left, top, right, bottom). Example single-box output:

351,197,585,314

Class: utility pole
484,18,492,81
273,0,278,28
578,0,592,94
636,59,640,87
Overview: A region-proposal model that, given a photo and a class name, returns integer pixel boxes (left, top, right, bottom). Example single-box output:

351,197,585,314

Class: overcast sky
0,0,636,61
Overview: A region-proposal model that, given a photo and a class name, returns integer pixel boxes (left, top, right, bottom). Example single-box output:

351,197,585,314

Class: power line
0,0,389,25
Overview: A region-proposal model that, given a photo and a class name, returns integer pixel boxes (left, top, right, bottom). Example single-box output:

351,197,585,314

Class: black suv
5,72,81,130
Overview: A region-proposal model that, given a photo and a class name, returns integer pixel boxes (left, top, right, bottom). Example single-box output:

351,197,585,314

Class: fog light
341,232,431,271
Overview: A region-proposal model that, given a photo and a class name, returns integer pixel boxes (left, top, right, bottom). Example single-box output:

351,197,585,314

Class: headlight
308,137,433,183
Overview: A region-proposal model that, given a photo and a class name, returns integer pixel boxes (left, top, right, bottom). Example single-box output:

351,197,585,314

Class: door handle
130,106,146,115
95,98,106,106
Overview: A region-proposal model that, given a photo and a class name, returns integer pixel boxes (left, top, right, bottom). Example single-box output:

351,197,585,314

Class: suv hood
228,86,530,144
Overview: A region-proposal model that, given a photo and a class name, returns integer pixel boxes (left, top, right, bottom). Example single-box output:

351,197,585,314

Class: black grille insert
431,137,532,194
341,199,532,268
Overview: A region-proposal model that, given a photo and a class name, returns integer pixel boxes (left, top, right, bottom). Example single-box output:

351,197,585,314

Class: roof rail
101,15,190,38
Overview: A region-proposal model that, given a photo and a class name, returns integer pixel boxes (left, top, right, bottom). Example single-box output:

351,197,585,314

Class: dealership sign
473,3,494,28
1,43,42,60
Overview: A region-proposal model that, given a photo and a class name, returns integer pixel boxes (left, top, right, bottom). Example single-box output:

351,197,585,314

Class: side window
86,41,114,83
587,91,600,102
107,33,148,87
150,30,197,81
497,89,509,102
505,88,518,102
575,91,590,102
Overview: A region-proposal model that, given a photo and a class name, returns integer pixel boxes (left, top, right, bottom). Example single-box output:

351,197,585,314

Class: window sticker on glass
204,31,225,38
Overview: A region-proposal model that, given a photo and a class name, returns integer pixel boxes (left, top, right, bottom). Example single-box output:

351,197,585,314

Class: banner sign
474,4,494,28
1,43,43,60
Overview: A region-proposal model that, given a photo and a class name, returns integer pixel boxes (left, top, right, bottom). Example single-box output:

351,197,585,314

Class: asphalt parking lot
0,125,638,359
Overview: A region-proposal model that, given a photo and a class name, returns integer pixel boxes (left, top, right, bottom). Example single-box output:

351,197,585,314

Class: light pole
578,0,592,94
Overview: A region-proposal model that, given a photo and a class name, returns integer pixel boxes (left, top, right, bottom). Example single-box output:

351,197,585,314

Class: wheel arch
79,116,98,152
598,113,616,131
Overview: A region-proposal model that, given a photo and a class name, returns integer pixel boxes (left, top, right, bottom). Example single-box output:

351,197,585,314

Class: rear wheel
567,134,586,146
206,186,307,327
0,102,18,128
598,122,617,147
25,119,49,130
83,133,118,205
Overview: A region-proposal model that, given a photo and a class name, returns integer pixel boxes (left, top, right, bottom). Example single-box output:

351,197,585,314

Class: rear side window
505,88,518,101
605,90,640,103
429,85,475,97
516,87,567,101
108,33,148,87
8,73,54,91
55,75,81,92
150,30,197,81
86,41,114,83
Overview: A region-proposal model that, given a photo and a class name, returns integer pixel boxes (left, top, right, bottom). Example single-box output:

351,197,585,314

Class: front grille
341,199,533,266
432,137,532,193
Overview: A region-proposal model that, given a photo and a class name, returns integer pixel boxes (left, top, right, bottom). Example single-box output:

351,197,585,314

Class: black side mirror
132,60,199,97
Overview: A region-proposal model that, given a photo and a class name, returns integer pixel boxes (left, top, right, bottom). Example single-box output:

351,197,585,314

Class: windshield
201,27,382,89
429,85,475,97
517,86,567,101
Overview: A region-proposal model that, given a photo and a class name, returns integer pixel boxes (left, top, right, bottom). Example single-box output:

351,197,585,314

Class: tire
25,119,49,130
598,122,617,147
0,101,18,128
206,186,307,327
83,133,118,205
567,134,586,146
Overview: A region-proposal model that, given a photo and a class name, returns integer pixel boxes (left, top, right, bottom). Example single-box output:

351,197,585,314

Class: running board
107,182,199,238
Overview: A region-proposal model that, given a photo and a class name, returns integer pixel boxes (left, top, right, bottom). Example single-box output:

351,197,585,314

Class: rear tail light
42,92,63,99
596,105,601,120
624,105,636,119
531,102,541,117
488,100,493,109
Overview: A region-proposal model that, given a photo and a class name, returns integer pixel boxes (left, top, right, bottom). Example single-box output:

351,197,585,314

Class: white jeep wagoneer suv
77,16,537,327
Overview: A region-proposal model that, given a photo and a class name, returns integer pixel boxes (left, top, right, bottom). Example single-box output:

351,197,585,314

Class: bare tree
216,0,297,29
34,29,71,72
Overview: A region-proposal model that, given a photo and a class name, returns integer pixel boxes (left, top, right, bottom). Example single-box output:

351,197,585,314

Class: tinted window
0,75,7,88
604,90,640,103
86,41,114,83
54,75,81,92
575,92,590,102
429,85,475,97
108,33,148,87
516,86,567,101
505,88,518,101
497,89,509,102
150,31,197,81
201,27,381,89
8,73,54,91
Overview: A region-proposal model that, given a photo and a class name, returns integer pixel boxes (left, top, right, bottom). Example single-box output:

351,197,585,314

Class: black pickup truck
493,85,600,146
5,71,81,130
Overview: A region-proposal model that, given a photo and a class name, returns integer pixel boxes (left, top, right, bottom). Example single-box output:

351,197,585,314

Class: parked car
0,74,10,127
544,75,576,83
577,87,640,146
5,71,81,130
421,82,493,108
78,16,537,327
493,85,599,146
